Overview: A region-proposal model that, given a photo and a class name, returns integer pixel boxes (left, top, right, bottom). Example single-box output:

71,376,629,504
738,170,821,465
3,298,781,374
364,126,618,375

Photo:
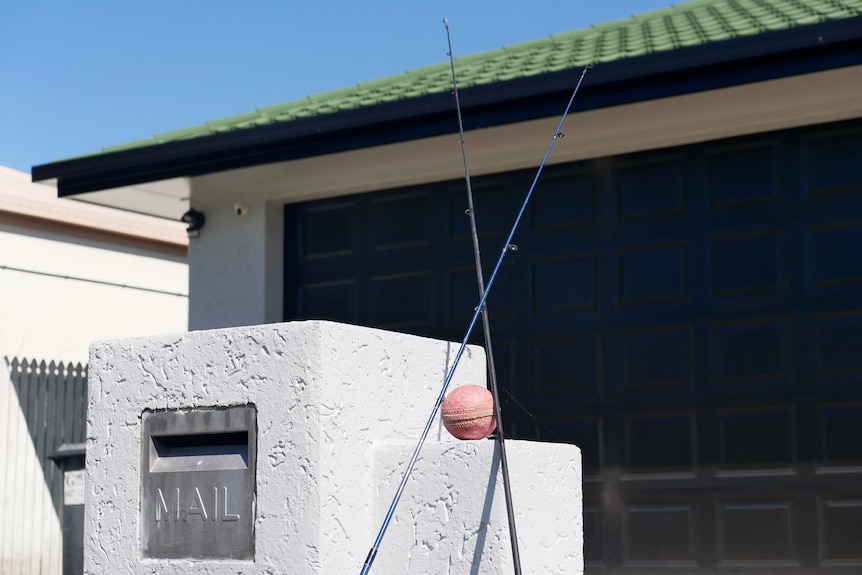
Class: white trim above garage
188,64,862,209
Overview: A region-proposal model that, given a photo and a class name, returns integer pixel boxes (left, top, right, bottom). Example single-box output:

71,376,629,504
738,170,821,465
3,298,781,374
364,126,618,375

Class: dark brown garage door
284,119,862,573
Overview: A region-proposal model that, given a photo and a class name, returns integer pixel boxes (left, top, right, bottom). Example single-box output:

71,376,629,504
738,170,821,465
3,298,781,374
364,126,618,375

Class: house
0,165,189,363
31,0,862,571
0,164,189,574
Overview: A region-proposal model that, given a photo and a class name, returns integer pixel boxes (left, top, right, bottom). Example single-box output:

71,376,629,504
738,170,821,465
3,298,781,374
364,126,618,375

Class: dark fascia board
32,15,862,197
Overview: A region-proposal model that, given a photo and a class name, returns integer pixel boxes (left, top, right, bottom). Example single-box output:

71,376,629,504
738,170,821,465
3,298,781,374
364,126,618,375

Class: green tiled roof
101,0,862,154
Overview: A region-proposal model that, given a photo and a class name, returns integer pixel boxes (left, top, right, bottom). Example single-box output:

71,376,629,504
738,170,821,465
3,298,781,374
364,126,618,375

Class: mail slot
141,405,256,560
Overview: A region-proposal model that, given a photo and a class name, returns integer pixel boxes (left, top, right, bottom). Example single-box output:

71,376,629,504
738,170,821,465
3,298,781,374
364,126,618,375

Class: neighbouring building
0,164,188,574
31,0,862,572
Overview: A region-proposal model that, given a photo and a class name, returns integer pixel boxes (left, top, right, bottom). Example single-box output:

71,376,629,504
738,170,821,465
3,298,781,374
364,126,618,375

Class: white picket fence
0,358,87,575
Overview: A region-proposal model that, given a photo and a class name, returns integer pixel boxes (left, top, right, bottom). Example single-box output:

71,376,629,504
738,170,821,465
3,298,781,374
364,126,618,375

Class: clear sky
1,0,675,174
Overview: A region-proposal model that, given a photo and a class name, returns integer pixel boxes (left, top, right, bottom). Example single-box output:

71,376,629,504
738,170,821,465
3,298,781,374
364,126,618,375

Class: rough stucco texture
373,441,583,574
85,320,582,574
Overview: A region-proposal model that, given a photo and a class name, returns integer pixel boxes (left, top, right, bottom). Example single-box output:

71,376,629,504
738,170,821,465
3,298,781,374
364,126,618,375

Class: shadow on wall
6,358,88,515
471,445,500,575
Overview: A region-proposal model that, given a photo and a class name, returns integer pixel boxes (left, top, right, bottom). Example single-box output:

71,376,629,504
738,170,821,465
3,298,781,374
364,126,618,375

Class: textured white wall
372,440,583,574
85,321,582,574
186,196,283,331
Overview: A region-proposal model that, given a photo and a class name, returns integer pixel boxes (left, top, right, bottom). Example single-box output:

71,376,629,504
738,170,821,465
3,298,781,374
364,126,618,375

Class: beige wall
0,166,189,364
0,228,188,364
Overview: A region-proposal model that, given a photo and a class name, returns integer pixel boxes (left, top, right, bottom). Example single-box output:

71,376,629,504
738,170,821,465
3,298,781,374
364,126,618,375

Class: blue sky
1,0,674,174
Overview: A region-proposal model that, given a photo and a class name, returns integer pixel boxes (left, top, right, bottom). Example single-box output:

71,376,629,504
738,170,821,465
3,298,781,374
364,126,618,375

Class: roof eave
32,14,862,197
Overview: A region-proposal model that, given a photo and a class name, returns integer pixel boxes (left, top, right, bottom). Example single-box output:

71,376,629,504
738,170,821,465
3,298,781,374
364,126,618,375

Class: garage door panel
717,499,799,566
708,229,788,299
369,191,434,252
806,220,862,292
706,142,782,210
284,119,862,574
301,280,358,323
814,402,862,471
809,310,862,383
486,338,514,389
803,129,862,197
583,504,605,564
622,501,699,567
711,316,792,387
369,271,434,329
621,411,697,478
619,325,693,391
615,156,688,223
299,201,358,260
532,333,602,397
715,406,797,474
447,261,514,323
530,167,596,233
618,241,691,307
531,251,599,313
448,177,514,243
817,498,862,565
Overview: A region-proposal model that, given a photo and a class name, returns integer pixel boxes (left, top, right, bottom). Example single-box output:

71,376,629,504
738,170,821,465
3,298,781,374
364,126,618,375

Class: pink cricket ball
441,384,497,440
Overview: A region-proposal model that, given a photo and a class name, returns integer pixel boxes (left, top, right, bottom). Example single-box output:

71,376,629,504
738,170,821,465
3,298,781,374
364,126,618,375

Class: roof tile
81,0,862,158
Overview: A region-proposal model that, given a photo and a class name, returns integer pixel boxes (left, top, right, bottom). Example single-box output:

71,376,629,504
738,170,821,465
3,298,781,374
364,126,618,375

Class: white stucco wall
185,196,282,331
373,440,583,574
85,321,583,574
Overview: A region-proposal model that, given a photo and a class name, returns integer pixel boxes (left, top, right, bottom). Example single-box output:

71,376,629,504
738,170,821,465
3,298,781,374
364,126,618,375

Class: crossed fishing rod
359,21,591,575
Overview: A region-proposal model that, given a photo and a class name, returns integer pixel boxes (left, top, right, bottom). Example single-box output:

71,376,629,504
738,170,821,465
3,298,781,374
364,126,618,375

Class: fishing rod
442,18,522,575
358,57,592,575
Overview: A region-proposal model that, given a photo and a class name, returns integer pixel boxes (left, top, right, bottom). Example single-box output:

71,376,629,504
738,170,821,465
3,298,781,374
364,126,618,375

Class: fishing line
358,56,592,575
498,387,625,506
443,17,522,575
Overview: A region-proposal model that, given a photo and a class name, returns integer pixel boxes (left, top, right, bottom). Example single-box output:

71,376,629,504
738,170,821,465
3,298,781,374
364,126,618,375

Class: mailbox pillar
85,320,583,574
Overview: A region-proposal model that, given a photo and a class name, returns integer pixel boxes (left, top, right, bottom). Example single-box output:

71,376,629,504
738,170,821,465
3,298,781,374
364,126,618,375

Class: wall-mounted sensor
234,204,249,216
180,209,205,238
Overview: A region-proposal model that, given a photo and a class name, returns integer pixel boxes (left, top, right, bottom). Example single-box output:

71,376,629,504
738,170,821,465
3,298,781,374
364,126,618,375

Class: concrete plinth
85,320,582,574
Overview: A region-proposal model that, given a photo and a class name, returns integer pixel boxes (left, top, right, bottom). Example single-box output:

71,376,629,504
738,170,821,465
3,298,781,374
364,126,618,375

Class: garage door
284,119,862,573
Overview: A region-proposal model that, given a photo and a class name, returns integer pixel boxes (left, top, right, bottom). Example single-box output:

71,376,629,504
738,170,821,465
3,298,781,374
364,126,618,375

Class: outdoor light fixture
181,208,205,238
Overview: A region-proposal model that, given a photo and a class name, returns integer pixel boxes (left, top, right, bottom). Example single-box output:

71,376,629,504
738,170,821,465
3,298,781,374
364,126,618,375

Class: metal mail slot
141,405,256,560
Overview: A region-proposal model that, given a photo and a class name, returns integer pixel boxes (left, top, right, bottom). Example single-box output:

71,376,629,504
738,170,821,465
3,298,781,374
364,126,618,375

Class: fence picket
72,363,86,443
46,363,60,513
2,356,88,575
63,364,75,449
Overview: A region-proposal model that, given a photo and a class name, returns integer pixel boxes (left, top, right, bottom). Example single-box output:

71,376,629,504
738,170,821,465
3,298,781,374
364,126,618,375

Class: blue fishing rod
359,52,592,575
443,18,522,574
